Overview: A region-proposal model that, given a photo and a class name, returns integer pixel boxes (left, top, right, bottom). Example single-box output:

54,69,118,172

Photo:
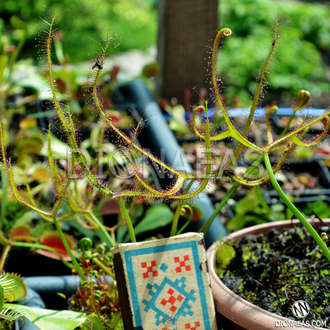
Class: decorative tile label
112,232,217,330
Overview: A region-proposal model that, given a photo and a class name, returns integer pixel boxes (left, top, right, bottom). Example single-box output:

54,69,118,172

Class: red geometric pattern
185,321,201,329
141,260,158,278
160,288,183,313
174,255,191,273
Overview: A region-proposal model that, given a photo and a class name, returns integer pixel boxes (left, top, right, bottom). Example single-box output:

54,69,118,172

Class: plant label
112,232,217,330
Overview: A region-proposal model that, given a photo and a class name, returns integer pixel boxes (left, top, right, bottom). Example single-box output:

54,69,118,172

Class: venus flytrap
0,274,25,326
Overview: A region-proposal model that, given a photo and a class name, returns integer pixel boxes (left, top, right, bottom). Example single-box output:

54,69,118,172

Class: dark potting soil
216,224,330,327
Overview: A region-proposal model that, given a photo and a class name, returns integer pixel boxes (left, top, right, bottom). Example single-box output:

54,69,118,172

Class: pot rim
207,219,330,330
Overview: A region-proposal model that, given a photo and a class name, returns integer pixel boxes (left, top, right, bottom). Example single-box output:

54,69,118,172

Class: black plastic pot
263,159,330,200
227,194,330,220
4,250,72,278
112,80,227,247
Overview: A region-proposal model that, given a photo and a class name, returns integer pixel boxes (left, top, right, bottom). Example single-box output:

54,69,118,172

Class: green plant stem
118,200,136,243
0,164,7,230
91,257,114,277
264,153,330,264
170,206,182,237
170,181,194,236
52,216,87,281
0,245,10,272
89,284,98,314
199,182,239,235
8,31,27,72
176,205,194,236
279,111,296,137
88,212,115,247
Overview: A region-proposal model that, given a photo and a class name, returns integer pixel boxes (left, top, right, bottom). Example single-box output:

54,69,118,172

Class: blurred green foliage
0,0,157,63
219,0,330,106
1,0,330,107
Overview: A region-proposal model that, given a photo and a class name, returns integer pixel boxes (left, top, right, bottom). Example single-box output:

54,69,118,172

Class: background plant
0,0,157,62
219,0,330,107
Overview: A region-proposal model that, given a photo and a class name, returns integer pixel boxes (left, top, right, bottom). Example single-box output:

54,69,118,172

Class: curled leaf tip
266,105,278,116
295,90,310,111
79,237,93,251
180,207,186,216
194,106,205,114
220,28,232,37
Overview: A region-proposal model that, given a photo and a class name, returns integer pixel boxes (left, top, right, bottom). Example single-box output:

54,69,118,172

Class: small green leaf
268,211,285,221
234,196,259,215
227,213,249,231
41,134,69,159
271,203,285,213
133,204,173,237
7,304,86,330
304,199,330,218
10,16,27,30
82,314,105,330
130,203,144,220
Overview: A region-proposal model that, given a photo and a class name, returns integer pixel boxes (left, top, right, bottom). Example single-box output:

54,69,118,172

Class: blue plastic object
18,288,45,330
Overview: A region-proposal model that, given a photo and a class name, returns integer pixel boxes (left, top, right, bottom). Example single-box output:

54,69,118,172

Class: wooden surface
156,0,219,106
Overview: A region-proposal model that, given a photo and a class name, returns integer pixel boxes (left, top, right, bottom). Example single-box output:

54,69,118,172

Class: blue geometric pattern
122,237,214,329
160,263,168,272
142,276,196,326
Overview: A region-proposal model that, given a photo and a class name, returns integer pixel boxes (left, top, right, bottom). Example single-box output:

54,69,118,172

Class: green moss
216,242,236,269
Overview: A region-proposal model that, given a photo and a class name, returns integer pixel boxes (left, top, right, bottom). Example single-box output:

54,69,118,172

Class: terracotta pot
207,219,330,330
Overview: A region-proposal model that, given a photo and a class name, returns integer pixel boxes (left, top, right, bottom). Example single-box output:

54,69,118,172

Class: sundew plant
1,6,330,329
2,6,330,263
